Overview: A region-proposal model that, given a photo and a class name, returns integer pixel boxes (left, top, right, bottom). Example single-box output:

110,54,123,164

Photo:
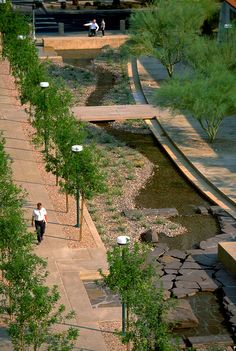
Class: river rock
142,208,178,217
140,229,158,243
191,253,218,267
174,281,199,290
167,249,187,261
159,255,180,265
181,261,202,270
209,206,223,215
123,208,178,219
165,260,182,270
161,274,176,281
177,269,212,282
172,288,198,298
167,299,199,328
164,268,179,275
146,244,169,263
197,279,219,292
196,206,209,215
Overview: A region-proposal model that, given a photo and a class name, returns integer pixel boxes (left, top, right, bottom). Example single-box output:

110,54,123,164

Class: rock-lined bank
147,206,236,348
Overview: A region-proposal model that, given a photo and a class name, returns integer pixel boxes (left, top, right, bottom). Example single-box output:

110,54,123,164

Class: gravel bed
99,321,126,351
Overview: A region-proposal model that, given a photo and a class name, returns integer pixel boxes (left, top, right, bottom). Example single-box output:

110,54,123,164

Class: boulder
140,229,158,243
123,208,178,219
167,299,199,328
196,206,209,215
187,335,234,348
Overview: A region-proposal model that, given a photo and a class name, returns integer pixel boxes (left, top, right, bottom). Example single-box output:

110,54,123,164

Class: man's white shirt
84,22,99,31
32,207,47,221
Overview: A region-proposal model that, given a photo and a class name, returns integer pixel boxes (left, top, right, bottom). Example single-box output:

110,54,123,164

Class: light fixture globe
17,35,26,40
71,145,83,153
117,236,130,245
39,82,49,88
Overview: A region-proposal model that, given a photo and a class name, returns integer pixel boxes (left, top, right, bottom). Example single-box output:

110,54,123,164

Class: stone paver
0,60,115,351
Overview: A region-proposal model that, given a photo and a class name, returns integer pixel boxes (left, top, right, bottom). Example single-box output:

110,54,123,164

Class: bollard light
71,145,83,228
117,235,130,337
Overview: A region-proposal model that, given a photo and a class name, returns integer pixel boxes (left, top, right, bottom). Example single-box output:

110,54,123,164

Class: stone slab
172,287,198,298
167,249,187,260
188,335,234,348
167,299,199,328
218,242,236,278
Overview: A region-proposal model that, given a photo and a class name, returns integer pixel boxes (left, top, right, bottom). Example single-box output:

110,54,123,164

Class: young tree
184,29,236,75
155,63,236,142
128,0,217,77
99,242,174,350
64,144,106,240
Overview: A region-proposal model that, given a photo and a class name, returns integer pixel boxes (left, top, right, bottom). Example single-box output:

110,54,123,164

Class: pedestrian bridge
72,104,157,122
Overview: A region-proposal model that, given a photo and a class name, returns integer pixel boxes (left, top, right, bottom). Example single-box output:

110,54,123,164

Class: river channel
55,49,230,340
57,48,220,251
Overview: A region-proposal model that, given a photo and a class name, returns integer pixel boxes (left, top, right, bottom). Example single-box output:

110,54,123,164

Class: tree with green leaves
99,242,174,350
0,134,79,351
45,113,86,209
128,0,217,77
184,29,236,74
65,144,106,240
155,28,236,143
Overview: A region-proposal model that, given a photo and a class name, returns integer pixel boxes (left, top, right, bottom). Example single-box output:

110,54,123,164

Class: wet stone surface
149,209,236,339
83,281,121,308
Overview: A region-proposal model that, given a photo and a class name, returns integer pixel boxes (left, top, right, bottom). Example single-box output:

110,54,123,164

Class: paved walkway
135,56,236,219
0,59,121,351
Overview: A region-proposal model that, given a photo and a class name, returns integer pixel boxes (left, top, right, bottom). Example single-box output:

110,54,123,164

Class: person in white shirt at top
84,19,99,37
32,202,48,244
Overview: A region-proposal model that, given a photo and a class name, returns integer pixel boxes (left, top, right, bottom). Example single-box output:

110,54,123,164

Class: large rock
172,287,198,298
140,229,158,243
123,208,178,219
167,299,199,329
167,249,187,261
187,335,234,348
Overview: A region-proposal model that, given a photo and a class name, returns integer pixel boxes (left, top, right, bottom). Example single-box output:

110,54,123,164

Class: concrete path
136,56,236,219
0,59,121,351
72,104,156,122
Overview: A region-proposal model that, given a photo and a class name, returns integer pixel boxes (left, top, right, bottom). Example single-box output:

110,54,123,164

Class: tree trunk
126,304,130,351
79,193,84,241
166,64,173,78
66,192,69,213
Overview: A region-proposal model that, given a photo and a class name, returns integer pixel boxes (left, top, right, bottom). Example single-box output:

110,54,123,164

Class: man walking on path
84,19,99,36
32,202,48,244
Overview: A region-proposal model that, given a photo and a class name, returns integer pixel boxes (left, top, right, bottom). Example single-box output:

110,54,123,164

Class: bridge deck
72,104,157,122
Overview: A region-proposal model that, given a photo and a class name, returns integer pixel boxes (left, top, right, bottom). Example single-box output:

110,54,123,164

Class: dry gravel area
99,321,126,351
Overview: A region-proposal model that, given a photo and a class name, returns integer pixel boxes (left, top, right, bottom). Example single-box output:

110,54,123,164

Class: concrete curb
130,58,236,219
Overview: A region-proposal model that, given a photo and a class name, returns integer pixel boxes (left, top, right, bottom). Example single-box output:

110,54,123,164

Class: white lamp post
117,235,130,336
71,145,83,227
224,23,232,41
17,35,26,40
39,82,50,154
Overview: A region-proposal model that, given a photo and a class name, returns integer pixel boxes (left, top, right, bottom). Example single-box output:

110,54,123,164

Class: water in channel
57,49,219,251
57,50,230,338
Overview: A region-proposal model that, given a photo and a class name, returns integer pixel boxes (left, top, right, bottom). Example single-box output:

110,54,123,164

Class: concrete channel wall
43,35,128,50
